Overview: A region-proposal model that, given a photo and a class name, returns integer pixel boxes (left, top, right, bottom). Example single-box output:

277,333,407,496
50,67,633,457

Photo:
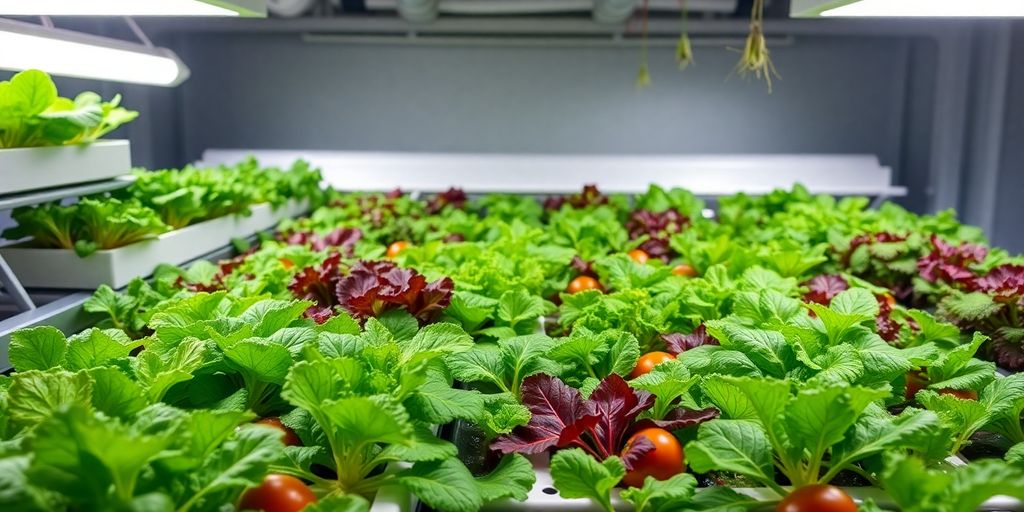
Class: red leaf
426,187,468,214
583,374,655,457
288,253,343,314
662,324,719,356
492,375,590,455
917,235,988,286
631,407,720,433
802,274,849,305
335,260,454,324
620,435,655,472
410,277,455,323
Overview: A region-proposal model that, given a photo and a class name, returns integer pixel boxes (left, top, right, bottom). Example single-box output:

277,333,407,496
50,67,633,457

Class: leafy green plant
0,69,137,148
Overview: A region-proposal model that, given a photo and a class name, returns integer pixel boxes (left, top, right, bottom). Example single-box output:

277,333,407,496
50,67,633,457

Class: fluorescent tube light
0,19,190,86
0,0,266,17
798,0,1024,17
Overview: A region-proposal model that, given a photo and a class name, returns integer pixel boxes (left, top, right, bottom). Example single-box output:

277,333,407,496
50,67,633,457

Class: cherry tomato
255,417,302,446
940,388,978,400
671,264,698,277
621,428,685,488
777,484,857,512
904,371,928,400
567,276,602,294
386,241,410,258
628,249,650,264
278,258,294,269
238,474,316,512
630,352,676,379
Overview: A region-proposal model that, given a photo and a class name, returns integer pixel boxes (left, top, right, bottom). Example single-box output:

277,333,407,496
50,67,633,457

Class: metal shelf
0,175,135,211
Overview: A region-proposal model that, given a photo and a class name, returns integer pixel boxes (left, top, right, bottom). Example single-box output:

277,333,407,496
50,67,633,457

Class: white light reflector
823,0,1024,17
0,0,259,16
0,19,189,86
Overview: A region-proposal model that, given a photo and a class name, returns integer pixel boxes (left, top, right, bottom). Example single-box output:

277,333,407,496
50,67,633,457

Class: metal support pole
0,255,34,312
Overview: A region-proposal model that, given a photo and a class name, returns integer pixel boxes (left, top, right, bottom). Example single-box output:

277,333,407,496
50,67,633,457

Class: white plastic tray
0,200,309,290
0,140,131,196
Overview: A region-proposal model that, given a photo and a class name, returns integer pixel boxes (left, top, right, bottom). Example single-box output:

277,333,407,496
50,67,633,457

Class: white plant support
0,201,309,289
0,140,132,196
199,150,907,202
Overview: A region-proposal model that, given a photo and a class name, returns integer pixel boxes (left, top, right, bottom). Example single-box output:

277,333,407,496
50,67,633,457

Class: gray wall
993,25,1024,254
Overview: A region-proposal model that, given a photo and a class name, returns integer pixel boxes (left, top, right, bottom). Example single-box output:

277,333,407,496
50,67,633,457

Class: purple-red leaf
426,187,468,214
492,374,590,455
631,407,720,433
289,253,344,313
802,274,850,306
918,235,988,285
585,373,655,457
620,435,655,472
662,324,719,355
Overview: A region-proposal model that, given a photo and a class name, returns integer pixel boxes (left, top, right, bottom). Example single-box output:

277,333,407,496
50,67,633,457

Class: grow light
0,19,190,86
0,0,266,16
792,0,1024,17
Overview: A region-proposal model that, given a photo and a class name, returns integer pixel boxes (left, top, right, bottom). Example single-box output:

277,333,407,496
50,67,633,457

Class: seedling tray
0,200,309,289
0,140,132,196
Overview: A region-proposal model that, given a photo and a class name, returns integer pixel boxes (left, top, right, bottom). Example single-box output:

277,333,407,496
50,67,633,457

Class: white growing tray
0,200,309,290
0,140,131,196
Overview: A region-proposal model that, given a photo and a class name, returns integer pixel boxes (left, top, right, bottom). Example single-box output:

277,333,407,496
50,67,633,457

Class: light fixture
0,0,265,17
791,0,1024,17
0,18,190,86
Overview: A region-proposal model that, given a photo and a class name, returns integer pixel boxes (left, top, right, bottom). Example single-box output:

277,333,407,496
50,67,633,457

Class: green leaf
27,404,172,508
184,426,285,510
630,359,698,419
446,344,505,390
377,425,457,462
8,370,93,432
401,322,474,363
550,449,625,512
240,299,308,337
685,420,775,487
940,292,1002,322
86,367,147,419
398,458,483,512
445,291,498,333
222,339,293,385
783,384,887,461
321,395,412,450
496,288,549,333
9,327,66,372
405,375,486,424
65,329,136,371
620,473,697,512
378,309,420,341
831,408,942,473
474,454,536,503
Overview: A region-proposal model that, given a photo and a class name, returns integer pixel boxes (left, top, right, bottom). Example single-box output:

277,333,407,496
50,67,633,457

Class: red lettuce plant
492,374,717,465
937,263,1024,369
834,232,919,301
625,209,690,261
660,324,718,355
336,260,454,324
288,253,345,323
544,184,609,211
278,227,362,253
917,235,988,286
426,187,468,214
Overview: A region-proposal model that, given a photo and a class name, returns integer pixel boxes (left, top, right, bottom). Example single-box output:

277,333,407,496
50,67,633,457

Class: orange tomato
628,249,650,264
672,264,698,277
238,474,316,512
567,276,602,294
386,241,410,258
621,428,685,488
254,417,302,446
279,258,294,269
630,352,676,379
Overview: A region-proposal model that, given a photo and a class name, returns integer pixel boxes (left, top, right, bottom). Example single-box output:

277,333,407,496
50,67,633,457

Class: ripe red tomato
567,276,602,294
904,371,928,400
628,249,650,264
777,484,857,512
672,264,698,277
940,388,978,400
621,428,685,488
386,241,410,258
630,352,676,379
255,417,301,446
238,474,316,512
